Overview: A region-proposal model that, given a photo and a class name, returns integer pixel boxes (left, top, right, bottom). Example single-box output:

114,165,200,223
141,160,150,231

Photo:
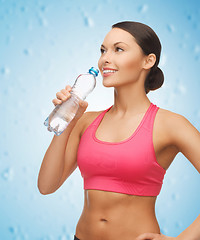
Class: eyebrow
101,41,128,48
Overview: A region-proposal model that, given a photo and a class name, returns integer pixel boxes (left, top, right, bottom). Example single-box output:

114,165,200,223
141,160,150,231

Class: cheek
98,58,103,72
117,56,142,82
98,57,101,66
122,55,141,72
121,54,142,74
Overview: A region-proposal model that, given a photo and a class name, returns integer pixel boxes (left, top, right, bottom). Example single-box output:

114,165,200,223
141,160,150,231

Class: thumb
136,232,159,240
79,100,88,109
74,100,88,120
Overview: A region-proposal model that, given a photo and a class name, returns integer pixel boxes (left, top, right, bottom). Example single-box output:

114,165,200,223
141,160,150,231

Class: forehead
102,28,136,45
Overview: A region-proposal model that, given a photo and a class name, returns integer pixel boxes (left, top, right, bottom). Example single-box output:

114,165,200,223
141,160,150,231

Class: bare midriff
75,189,161,240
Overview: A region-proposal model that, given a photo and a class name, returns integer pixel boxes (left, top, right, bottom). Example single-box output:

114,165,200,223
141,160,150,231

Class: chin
102,81,114,88
102,79,121,88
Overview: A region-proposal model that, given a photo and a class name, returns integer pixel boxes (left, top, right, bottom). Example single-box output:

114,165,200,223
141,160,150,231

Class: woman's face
98,28,146,87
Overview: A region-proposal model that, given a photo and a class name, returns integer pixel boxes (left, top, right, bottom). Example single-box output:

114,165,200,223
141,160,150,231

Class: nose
101,50,112,64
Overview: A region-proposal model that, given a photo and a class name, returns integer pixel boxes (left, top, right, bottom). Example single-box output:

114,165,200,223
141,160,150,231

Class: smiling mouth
103,71,118,77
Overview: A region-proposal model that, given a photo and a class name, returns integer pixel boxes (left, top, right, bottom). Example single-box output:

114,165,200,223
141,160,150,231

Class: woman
38,21,200,240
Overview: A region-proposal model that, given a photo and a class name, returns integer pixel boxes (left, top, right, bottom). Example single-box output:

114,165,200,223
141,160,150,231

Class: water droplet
1,66,11,75
40,5,46,12
42,18,48,27
49,39,55,46
4,151,9,157
169,177,176,185
38,16,48,27
23,48,32,56
27,21,33,31
95,4,102,12
167,24,176,33
160,227,168,235
171,193,180,201
58,234,68,240
8,226,18,234
83,15,94,28
160,53,167,67
187,14,192,21
6,35,14,44
194,45,200,52
1,167,14,181
175,80,186,95
194,45,200,61
138,4,148,13
20,6,27,12
175,221,182,229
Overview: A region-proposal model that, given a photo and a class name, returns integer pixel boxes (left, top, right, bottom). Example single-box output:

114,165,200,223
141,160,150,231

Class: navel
100,218,108,222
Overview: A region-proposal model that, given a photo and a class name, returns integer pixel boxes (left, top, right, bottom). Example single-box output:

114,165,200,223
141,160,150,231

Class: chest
95,114,149,143
80,109,174,172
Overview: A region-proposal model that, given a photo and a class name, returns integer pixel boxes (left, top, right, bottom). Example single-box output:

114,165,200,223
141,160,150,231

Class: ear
143,53,156,70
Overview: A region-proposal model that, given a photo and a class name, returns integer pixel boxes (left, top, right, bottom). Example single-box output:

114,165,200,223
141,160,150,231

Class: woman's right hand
52,85,88,120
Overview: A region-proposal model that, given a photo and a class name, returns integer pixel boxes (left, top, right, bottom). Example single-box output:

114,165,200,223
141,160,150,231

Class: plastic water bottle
44,67,99,136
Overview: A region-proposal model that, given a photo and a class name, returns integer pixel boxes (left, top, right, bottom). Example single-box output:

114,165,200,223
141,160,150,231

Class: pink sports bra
77,102,166,196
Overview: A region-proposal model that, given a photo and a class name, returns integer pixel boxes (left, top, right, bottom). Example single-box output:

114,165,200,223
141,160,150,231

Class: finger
65,85,72,91
52,99,62,106
79,100,88,108
74,101,88,120
136,232,159,240
61,88,71,98
60,89,68,95
56,92,68,101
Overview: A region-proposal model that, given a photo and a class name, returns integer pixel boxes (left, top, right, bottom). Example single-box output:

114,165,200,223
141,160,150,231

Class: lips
103,67,118,71
103,71,117,77
101,67,118,78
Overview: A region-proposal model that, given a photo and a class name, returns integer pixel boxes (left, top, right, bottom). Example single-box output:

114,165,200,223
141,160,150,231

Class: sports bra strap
142,103,159,131
92,104,158,133
92,105,113,126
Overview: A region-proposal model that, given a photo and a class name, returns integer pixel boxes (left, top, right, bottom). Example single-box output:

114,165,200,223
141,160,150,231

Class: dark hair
112,21,164,94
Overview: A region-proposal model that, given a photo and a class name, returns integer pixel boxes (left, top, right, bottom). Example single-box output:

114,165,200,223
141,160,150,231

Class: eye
100,48,106,54
116,47,123,52
100,47,124,54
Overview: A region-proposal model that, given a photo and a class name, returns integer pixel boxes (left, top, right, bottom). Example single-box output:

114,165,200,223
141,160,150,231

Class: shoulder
79,109,105,137
157,107,185,123
156,106,196,150
82,109,105,122
157,106,189,128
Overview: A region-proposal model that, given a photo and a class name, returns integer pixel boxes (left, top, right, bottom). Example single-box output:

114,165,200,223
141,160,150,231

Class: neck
111,82,151,116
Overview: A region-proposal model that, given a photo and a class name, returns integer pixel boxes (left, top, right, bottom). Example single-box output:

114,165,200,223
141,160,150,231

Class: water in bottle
44,67,99,136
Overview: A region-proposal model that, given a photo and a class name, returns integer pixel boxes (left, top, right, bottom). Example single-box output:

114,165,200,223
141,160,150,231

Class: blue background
0,0,200,239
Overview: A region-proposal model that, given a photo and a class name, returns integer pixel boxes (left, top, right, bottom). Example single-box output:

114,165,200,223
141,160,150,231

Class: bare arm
176,214,200,240
136,113,200,240
170,114,200,240
37,85,88,195
37,117,79,194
